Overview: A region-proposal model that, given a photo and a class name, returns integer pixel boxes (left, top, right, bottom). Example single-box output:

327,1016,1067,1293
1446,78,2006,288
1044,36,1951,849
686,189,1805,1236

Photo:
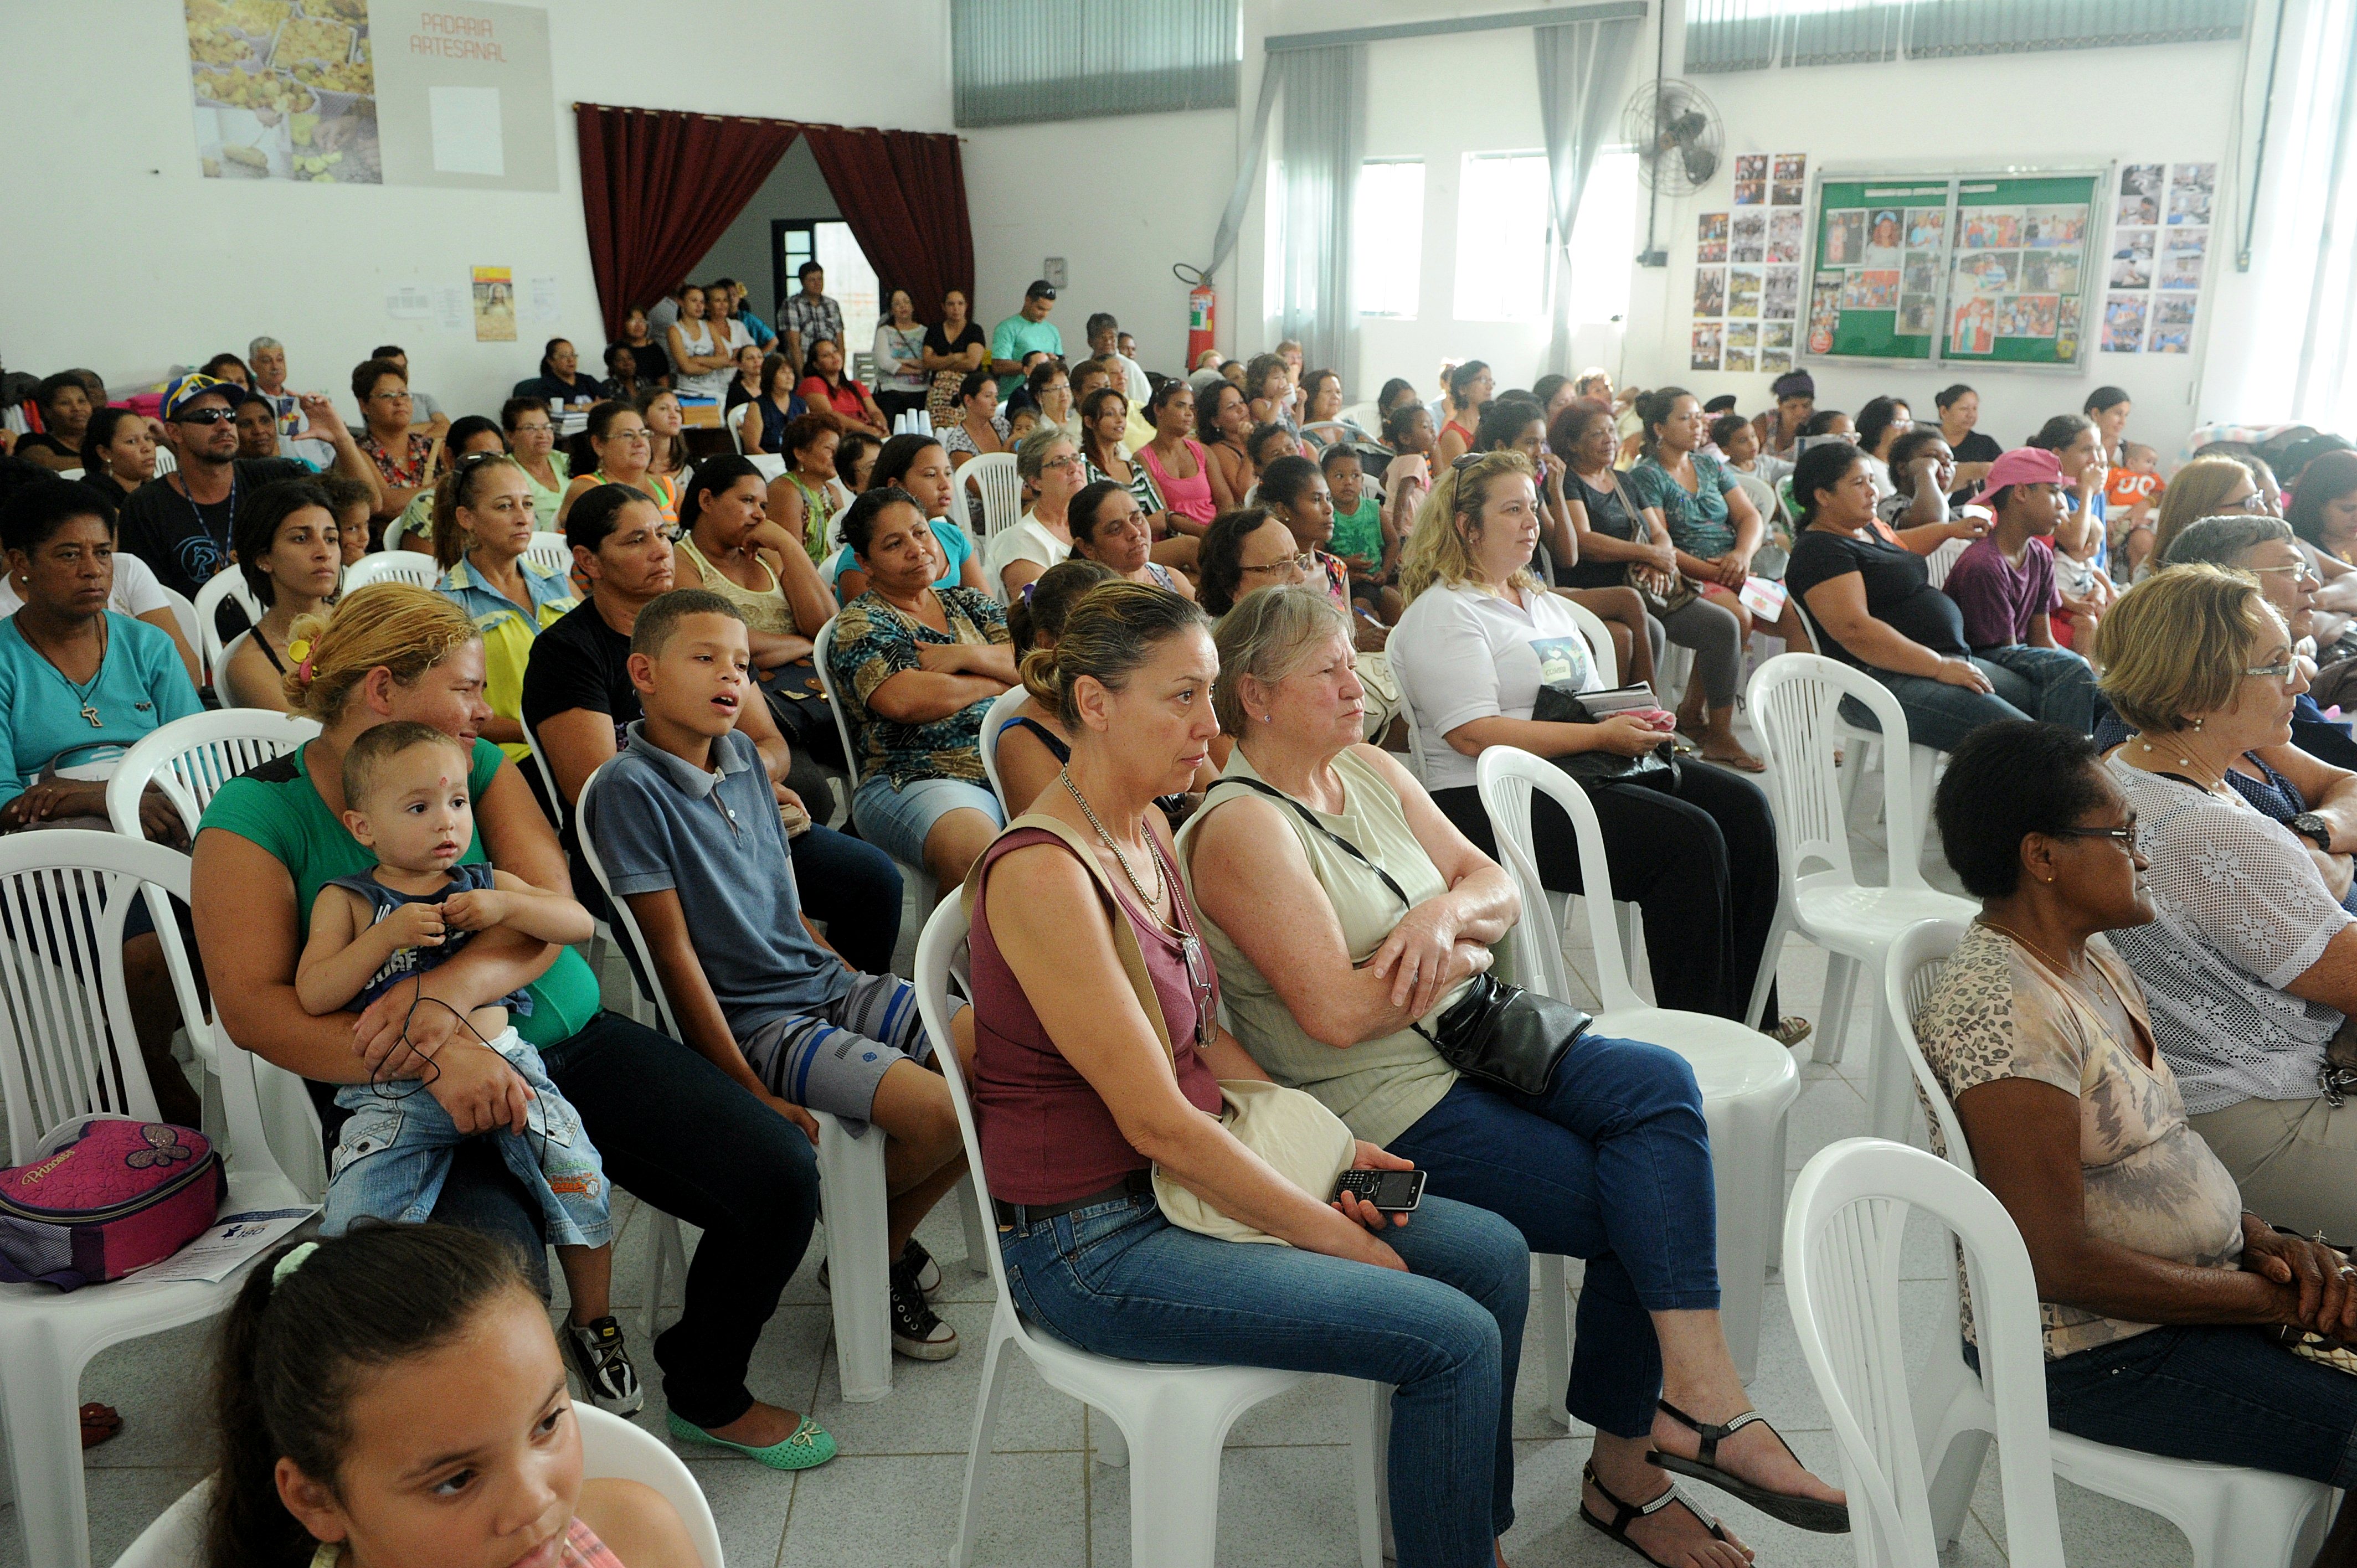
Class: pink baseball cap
1982,446,2066,493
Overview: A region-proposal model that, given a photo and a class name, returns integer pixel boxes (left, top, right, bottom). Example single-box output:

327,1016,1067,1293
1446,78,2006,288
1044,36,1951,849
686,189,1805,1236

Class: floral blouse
828,586,1010,790
359,430,438,492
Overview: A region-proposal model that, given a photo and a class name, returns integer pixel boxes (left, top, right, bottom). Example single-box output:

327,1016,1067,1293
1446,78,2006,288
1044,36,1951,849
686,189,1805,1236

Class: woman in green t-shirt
191,581,837,1463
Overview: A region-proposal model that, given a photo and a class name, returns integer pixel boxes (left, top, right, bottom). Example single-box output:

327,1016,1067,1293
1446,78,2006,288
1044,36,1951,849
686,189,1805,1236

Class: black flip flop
1578,1461,1736,1567
1649,1398,1851,1533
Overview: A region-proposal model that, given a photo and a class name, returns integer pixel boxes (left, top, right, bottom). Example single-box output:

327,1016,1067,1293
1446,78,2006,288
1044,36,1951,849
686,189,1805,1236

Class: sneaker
889,1254,959,1360
819,1239,943,1298
901,1237,943,1296
564,1316,645,1415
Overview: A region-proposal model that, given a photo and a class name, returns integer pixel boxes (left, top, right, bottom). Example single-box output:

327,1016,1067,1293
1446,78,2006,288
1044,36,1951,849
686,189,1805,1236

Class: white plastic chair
1922,533,1970,589
1477,748,1800,1386
104,710,325,1180
111,1404,725,1568
341,552,440,591
1745,654,1973,1141
1882,920,2337,1567
962,451,1022,541
1556,595,1620,685
523,532,575,579
190,570,261,687
576,761,976,1403
976,684,1033,814
913,898,1389,1568
811,616,938,910
156,587,200,669
0,832,307,1568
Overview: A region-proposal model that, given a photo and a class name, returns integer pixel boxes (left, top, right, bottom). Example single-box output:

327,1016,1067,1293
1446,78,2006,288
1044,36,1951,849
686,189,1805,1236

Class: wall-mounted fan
1624,77,1722,197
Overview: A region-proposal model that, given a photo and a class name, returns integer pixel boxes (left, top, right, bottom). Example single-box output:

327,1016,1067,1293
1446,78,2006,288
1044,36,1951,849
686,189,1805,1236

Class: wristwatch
2289,811,2334,850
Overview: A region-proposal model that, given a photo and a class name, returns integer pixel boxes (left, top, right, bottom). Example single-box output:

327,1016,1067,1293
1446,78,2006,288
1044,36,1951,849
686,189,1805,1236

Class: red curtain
801,127,976,326
574,105,800,341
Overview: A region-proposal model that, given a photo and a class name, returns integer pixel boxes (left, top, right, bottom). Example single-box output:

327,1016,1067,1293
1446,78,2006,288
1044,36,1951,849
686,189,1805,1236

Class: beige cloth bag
967,812,1355,1245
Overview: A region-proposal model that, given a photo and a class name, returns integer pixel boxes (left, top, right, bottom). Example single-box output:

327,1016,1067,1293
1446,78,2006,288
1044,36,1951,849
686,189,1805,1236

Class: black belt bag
1215,777,1592,1098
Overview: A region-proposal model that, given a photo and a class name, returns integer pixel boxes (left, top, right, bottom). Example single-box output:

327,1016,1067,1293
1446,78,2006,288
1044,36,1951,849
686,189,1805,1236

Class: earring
2191,716,2204,731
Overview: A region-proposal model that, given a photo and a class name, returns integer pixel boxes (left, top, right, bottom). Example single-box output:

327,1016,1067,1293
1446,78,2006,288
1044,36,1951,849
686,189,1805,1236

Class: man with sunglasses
119,373,379,602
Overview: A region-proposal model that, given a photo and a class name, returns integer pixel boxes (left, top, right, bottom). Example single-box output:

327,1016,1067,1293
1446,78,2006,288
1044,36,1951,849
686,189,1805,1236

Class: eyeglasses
2220,493,2270,512
368,390,412,403
1241,552,1316,576
2051,821,2140,852
1044,453,1083,471
2245,660,2300,682
173,406,236,425
610,430,652,443
2245,561,2322,584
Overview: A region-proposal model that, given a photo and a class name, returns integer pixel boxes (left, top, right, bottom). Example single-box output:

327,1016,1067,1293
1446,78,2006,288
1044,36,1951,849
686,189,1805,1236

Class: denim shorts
326,1028,612,1249
852,773,1003,866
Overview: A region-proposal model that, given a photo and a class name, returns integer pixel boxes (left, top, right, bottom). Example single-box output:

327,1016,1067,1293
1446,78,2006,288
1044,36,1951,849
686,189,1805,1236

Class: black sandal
1578,1461,1735,1567
1649,1398,1851,1533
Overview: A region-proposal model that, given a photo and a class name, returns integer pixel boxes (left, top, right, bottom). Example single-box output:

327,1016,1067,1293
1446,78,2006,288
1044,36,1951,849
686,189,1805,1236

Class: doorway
772,219,880,378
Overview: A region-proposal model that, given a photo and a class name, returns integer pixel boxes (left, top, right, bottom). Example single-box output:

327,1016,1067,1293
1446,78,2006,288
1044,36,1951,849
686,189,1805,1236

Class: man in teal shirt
989,280,1062,395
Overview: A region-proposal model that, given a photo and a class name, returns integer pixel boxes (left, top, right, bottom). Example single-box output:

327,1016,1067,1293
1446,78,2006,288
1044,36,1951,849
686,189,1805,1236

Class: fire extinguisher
1176,264,1216,368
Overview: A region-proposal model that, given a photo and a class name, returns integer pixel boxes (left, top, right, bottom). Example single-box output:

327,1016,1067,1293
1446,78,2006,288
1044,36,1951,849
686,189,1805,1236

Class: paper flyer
1771,153,1807,207
140,1206,319,1284
471,264,516,341
1733,153,1767,205
1697,211,1728,265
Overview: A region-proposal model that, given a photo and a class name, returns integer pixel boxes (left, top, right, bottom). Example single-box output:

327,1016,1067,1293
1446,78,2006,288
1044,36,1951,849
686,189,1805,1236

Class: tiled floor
5,753,2209,1567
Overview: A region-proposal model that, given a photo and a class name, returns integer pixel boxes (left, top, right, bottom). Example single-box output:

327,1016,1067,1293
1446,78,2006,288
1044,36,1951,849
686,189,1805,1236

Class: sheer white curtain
1275,44,1368,393
2205,0,2357,427
1536,14,1644,376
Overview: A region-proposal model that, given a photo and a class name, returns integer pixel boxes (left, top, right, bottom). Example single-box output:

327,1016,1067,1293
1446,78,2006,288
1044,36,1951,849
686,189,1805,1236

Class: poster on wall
1772,153,1807,206
1759,321,1795,374
471,265,514,341
1806,271,1842,354
2102,161,2213,353
1733,154,1767,205
1723,321,1759,373
184,0,557,189
1691,322,1723,370
1697,212,1728,264
188,0,379,182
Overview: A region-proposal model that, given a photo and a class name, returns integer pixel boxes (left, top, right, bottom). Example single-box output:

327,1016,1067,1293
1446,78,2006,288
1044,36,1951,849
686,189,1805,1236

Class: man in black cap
988,278,1062,395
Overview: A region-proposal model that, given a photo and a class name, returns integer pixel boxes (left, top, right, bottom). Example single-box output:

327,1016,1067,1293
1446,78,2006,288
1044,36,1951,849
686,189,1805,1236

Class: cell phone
1333,1168,1427,1213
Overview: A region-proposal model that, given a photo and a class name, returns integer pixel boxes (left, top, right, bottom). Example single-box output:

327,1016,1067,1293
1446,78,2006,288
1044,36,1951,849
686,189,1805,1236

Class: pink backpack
0,1117,225,1290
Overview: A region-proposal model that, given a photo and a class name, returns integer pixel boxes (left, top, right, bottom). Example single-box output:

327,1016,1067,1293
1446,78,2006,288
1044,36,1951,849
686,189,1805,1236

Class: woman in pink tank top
1135,380,1219,535
967,580,1531,1568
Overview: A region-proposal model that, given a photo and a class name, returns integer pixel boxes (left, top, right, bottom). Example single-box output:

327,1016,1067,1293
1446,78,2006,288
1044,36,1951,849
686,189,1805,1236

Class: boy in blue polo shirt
588,589,967,1363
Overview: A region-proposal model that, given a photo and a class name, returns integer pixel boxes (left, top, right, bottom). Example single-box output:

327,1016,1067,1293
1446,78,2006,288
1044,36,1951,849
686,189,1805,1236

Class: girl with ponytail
205,1225,697,1567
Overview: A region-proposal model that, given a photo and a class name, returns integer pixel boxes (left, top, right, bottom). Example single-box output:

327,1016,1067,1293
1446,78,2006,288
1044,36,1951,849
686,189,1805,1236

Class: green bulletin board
1804,168,2103,370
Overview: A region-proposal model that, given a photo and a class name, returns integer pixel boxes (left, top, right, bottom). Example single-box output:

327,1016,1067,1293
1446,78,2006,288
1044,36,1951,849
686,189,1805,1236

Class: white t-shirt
982,515,1071,602
1114,352,1150,406
0,551,173,624
1390,580,1600,793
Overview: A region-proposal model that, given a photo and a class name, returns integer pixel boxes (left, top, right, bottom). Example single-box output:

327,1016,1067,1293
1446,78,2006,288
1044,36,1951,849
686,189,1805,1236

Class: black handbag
1530,682,1680,795
1215,777,1591,1097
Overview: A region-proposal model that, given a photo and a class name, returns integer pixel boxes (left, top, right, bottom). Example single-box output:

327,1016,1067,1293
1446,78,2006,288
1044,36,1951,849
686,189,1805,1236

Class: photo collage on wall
1693,153,1806,372
2102,162,2212,353
1944,194,2086,360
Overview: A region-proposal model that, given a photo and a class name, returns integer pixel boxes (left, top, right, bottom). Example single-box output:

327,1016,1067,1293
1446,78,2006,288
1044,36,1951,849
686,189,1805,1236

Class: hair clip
1020,581,1036,603
287,637,315,684
271,1240,318,1290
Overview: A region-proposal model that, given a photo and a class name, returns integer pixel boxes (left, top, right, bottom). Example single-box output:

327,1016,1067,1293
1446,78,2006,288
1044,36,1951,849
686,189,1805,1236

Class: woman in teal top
191,581,836,1456
0,482,202,823
1627,387,1766,586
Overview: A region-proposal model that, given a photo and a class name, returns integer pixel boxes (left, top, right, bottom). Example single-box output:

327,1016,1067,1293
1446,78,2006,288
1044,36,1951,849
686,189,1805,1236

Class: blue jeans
1000,1190,1529,1568
1968,1324,2357,1488
1389,1038,1717,1440
1843,644,2093,752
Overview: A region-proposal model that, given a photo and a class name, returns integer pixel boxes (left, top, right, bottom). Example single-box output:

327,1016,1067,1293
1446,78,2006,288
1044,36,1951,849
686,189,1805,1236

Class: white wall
1622,32,2247,461
966,1,2254,458
0,0,953,423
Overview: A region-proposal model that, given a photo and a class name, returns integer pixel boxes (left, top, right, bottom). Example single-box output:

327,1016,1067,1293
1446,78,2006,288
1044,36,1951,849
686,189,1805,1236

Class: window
1563,149,1639,328
952,0,1239,127
1355,159,1424,318
1453,152,1553,323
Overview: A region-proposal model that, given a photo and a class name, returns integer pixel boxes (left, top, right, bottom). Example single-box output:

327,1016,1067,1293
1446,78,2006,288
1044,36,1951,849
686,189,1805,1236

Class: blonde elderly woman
2094,567,2357,1243
1181,587,1845,1565
982,426,1084,601
1387,451,1798,1037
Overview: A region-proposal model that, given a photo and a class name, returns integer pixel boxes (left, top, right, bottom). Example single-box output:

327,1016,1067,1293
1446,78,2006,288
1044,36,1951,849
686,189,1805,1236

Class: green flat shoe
666,1409,838,1471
